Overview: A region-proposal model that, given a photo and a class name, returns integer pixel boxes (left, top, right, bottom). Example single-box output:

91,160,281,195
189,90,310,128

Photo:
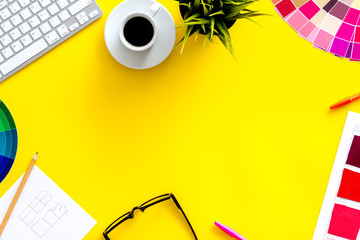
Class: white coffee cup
119,2,160,52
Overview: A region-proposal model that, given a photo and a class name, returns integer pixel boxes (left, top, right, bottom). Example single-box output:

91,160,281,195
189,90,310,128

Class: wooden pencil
0,152,38,237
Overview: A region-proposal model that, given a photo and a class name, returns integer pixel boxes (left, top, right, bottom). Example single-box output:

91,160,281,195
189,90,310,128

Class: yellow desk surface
0,0,358,239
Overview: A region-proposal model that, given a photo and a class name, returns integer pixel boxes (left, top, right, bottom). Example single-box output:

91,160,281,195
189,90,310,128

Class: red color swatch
338,168,360,202
346,135,360,168
354,27,360,43
328,204,360,240
276,0,296,18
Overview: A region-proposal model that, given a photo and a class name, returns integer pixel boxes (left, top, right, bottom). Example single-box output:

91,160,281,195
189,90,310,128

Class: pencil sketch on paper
18,190,67,238
31,204,67,237
19,191,52,226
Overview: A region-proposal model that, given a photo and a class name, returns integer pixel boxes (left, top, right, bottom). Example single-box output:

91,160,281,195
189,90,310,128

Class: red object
338,168,360,202
330,92,360,109
328,204,360,240
346,135,360,168
275,0,296,18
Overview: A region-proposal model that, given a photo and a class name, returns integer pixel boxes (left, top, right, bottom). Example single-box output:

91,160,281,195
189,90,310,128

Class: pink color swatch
344,8,360,25
336,23,355,41
287,10,308,31
299,21,316,37
299,1,320,19
328,204,360,240
314,30,334,50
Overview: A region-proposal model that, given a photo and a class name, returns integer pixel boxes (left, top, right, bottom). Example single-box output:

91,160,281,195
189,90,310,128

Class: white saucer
104,0,176,69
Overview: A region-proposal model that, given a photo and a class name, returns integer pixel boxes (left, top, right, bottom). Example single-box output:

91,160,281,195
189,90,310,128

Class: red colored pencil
330,93,360,110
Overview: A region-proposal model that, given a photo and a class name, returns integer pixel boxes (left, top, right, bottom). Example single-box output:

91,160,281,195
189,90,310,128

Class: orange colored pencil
0,152,38,237
330,93,360,110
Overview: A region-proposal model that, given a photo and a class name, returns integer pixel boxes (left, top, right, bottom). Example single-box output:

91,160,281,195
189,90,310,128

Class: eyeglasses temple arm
171,194,198,240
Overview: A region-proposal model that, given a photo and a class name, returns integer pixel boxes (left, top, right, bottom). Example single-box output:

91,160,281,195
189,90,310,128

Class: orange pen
330,92,360,110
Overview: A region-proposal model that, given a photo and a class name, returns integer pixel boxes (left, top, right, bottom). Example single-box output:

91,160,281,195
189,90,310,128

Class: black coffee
123,17,154,47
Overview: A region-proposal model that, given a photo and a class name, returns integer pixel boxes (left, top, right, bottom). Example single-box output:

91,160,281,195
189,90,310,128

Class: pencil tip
33,152,38,160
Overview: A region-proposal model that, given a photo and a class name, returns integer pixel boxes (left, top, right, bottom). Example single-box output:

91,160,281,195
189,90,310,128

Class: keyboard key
69,22,78,31
0,0,8,10
0,38,48,75
9,28,20,40
20,8,31,20
10,14,22,26
49,16,60,27
38,9,50,21
48,3,59,15
1,20,12,32
56,24,68,37
39,22,51,33
11,40,22,52
29,15,40,27
20,34,32,46
0,34,11,45
19,0,30,7
0,55,4,63
69,0,75,3
75,11,85,20
0,28,4,35
2,47,13,58
9,2,20,14
19,22,30,33
58,9,70,21
68,0,91,15
57,0,68,9
0,8,11,20
88,9,98,18
39,0,50,7
45,30,59,44
29,2,41,14
78,15,88,24
30,28,41,39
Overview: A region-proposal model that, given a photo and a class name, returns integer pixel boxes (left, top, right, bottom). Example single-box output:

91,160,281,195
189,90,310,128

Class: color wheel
273,0,360,60
0,100,17,183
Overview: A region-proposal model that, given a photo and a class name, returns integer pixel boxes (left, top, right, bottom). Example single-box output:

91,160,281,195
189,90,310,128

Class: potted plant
176,0,266,58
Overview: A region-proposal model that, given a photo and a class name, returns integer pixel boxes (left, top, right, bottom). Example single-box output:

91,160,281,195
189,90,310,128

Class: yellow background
0,0,358,239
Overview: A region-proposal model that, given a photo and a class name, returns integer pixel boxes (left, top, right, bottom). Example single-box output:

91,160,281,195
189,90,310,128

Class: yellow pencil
0,152,38,237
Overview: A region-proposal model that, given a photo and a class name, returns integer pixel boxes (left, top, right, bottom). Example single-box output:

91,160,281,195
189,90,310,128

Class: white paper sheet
0,165,96,240
313,111,360,240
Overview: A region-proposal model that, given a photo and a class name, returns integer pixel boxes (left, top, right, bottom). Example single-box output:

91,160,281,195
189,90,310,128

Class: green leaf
184,10,191,19
206,32,215,43
184,12,202,22
194,0,200,9
180,25,194,54
183,20,211,25
201,0,209,16
215,19,231,41
194,27,200,42
210,17,215,39
209,10,224,17
224,3,255,20
217,31,236,60
179,2,191,9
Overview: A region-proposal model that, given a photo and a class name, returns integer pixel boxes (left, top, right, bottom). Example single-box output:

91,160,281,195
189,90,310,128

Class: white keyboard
0,0,102,83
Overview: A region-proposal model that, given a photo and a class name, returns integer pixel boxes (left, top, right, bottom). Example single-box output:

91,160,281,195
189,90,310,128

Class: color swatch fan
273,0,360,60
0,100,17,183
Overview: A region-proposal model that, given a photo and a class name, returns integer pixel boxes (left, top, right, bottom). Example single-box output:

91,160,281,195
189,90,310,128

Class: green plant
176,0,266,58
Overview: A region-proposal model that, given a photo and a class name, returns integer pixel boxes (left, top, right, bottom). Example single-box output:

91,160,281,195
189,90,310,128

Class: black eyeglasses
103,193,198,240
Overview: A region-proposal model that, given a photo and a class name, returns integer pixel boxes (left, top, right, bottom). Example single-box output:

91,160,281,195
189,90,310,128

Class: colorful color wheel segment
273,0,360,60
0,100,17,183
